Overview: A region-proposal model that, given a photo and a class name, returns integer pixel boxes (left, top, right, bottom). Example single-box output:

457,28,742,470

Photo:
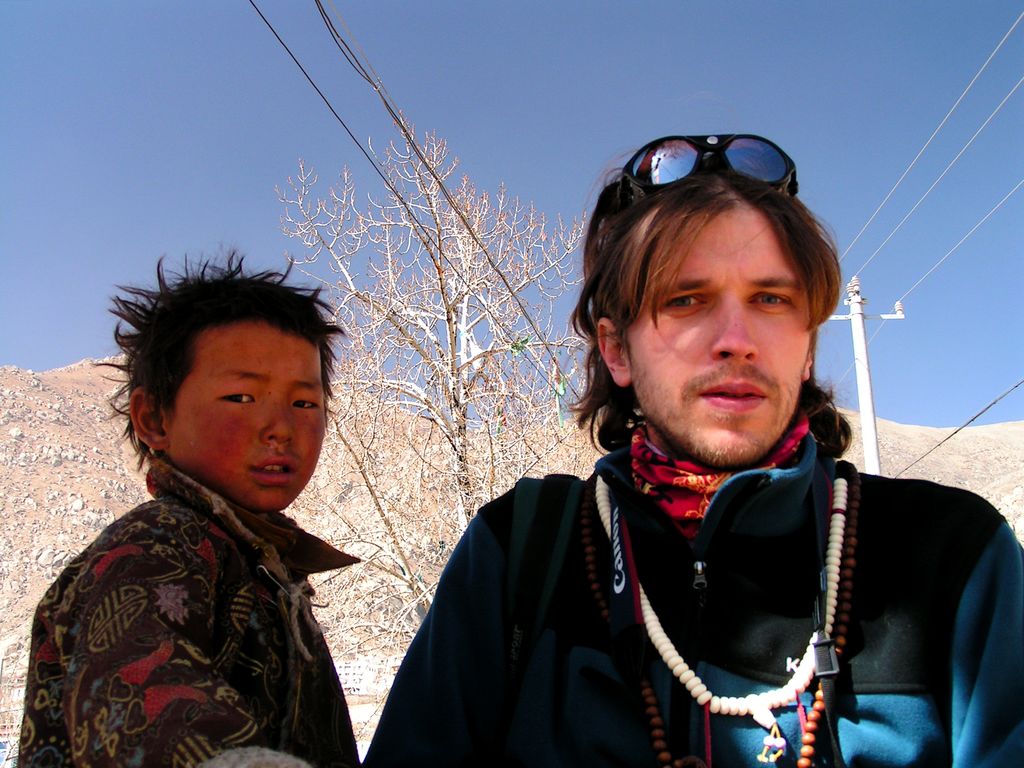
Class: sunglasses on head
622,134,799,200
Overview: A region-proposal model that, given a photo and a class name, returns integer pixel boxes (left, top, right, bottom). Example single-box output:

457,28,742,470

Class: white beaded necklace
594,474,849,731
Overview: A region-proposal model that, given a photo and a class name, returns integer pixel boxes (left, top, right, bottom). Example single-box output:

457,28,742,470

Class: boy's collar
146,457,358,576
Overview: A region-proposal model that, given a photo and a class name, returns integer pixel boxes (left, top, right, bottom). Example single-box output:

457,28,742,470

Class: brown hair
572,171,850,456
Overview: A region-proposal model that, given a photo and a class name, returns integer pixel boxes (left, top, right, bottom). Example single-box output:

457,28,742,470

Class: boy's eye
293,400,320,410
224,394,254,403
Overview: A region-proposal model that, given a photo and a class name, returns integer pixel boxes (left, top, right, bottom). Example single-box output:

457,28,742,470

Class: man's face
598,205,813,469
133,320,326,514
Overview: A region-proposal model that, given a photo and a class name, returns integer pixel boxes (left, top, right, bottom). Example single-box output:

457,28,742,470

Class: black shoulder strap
504,474,584,701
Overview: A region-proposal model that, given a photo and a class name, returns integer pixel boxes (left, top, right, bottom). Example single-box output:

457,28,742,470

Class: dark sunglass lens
723,138,788,183
631,140,700,186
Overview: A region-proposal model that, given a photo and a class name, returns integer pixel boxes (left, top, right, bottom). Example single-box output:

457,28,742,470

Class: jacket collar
147,458,358,577
596,435,832,554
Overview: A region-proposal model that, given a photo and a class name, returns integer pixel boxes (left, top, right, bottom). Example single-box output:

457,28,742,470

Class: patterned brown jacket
19,460,359,767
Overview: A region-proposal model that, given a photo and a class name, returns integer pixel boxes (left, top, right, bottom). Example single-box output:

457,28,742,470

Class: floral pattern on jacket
19,460,359,768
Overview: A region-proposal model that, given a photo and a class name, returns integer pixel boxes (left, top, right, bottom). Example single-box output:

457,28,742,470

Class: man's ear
130,388,171,452
597,318,633,388
802,351,814,382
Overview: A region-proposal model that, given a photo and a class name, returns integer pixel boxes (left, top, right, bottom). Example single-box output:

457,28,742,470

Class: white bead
672,660,689,678
709,696,722,714
798,665,814,687
751,702,777,730
696,690,713,706
680,669,695,684
689,683,707,698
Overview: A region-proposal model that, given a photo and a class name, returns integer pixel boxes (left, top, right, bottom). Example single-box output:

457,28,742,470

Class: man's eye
224,394,254,403
759,294,789,306
667,295,698,308
294,400,320,410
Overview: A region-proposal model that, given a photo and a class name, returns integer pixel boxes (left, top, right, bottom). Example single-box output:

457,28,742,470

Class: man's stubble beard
637,363,802,471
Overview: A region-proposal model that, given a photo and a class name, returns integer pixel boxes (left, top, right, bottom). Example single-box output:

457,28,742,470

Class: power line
250,0,487,283
248,0,452,264
316,0,374,85
247,0,577,405
898,176,1024,302
247,2,532,369
833,174,1022,389
852,73,1024,278
309,0,580,397
246,0,392,194
248,1,513,373
895,376,1024,477
840,10,1024,263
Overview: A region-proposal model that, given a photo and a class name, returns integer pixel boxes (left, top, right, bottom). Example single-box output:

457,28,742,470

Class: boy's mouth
251,460,297,485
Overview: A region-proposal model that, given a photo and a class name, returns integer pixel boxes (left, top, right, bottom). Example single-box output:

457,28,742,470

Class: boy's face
132,320,326,514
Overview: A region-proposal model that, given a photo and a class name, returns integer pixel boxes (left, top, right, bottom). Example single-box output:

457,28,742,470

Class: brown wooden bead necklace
579,465,861,768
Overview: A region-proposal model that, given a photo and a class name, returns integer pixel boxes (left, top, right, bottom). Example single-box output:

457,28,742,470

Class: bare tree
277,132,588,656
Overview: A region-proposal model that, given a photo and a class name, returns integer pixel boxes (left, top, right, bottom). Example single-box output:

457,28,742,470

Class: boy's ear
129,388,171,452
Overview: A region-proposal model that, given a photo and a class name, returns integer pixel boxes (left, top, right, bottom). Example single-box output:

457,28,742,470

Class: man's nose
710,303,757,361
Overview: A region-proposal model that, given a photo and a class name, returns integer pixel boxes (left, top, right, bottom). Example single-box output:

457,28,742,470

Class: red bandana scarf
630,414,810,541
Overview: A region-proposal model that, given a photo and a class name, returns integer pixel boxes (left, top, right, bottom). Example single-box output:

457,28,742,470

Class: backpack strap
504,474,584,703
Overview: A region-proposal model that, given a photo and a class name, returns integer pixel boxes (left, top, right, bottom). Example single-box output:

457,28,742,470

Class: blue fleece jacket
366,439,1023,766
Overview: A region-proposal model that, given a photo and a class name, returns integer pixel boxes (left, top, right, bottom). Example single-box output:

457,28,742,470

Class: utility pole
830,277,905,474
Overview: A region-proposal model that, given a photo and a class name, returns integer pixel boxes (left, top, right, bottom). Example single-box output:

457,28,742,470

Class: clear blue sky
2,1,1022,429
